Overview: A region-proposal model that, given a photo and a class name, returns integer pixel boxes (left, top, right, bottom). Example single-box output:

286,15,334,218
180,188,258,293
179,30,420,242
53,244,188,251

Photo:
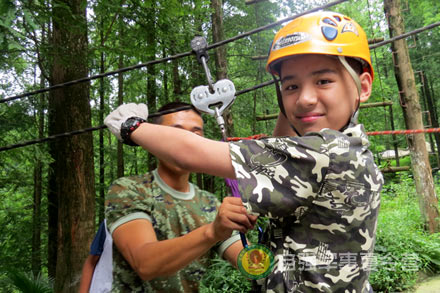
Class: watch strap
121,117,146,146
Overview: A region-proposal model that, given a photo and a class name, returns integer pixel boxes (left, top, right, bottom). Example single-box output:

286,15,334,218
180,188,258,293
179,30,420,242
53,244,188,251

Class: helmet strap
338,56,361,98
272,74,301,136
338,55,362,127
272,74,286,116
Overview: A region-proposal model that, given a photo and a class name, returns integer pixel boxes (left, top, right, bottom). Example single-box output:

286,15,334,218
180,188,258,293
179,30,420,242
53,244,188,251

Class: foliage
369,172,440,292
1,270,53,293
200,257,252,293
1,0,440,290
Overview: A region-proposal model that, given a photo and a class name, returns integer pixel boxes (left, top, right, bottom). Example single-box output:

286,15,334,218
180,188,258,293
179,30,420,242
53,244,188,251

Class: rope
3,124,440,153
0,79,279,152
0,105,192,152
227,134,267,141
226,129,440,138
2,3,440,151
2,18,433,105
0,0,347,104
369,21,440,49
0,126,106,152
367,128,440,136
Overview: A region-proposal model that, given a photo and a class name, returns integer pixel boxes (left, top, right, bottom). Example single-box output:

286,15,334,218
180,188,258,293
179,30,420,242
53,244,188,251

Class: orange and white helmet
266,11,373,80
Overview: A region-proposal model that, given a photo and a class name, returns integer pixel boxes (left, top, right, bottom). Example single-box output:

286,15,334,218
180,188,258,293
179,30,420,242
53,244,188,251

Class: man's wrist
120,117,146,146
204,223,221,244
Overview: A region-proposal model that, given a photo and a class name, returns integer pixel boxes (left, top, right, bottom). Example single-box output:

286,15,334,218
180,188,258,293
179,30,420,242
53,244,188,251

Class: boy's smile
280,54,370,135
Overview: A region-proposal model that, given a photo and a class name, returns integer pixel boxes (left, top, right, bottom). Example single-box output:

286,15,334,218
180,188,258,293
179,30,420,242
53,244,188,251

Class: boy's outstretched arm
132,123,234,178
105,103,235,179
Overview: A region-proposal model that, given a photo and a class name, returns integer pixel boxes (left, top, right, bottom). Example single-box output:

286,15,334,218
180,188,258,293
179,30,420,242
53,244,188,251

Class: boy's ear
359,72,373,103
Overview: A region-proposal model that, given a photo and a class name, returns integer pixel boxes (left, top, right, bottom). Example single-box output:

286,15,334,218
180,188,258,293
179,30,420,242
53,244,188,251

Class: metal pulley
190,36,215,93
190,79,236,116
190,36,237,139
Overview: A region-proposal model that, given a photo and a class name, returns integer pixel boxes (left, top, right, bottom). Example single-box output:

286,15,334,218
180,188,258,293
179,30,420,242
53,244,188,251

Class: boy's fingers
224,212,254,229
248,215,258,226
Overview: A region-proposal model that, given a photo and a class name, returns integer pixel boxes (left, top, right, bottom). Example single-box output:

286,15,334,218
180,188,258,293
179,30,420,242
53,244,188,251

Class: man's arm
79,254,100,293
222,240,246,268
112,197,256,281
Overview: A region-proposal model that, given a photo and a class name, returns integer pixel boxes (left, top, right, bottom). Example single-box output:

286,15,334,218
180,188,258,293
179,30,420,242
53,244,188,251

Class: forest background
0,0,440,292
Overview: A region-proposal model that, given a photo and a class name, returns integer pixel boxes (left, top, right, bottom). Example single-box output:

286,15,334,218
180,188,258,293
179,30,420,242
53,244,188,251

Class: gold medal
237,244,274,279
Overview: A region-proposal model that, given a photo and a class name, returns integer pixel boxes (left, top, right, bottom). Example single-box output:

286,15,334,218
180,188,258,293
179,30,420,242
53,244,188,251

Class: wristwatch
120,117,146,146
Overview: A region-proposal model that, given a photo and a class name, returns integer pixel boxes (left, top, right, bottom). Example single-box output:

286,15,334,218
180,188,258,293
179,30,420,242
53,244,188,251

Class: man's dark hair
151,101,202,124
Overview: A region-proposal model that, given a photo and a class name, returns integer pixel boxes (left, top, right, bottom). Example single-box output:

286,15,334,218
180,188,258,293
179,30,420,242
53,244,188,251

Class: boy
105,11,383,292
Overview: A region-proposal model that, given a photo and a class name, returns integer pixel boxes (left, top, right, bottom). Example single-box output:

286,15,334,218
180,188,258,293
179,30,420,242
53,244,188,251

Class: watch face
121,117,145,146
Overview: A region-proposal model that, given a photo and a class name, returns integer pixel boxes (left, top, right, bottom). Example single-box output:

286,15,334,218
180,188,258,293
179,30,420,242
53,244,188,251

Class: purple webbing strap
224,177,248,248
224,177,241,198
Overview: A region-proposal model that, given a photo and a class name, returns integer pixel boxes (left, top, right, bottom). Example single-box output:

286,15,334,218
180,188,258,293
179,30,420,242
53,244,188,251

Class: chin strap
338,56,362,98
271,74,302,136
338,55,362,130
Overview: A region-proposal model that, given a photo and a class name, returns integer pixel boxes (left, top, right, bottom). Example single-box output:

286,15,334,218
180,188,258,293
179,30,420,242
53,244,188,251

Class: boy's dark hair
152,101,202,124
276,56,363,78
346,58,363,75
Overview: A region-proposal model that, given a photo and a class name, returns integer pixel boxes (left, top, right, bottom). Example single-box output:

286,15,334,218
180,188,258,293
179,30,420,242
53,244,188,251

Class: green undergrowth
0,270,54,293
370,172,440,292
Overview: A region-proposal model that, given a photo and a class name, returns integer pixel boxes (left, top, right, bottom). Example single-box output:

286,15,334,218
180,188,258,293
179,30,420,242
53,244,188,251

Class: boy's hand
207,197,257,242
104,103,149,141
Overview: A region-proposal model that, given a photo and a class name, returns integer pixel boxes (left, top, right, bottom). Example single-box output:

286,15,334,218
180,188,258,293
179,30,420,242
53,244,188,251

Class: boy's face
280,54,371,135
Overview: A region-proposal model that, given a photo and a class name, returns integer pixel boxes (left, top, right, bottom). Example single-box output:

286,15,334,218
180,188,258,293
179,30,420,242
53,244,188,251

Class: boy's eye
283,84,298,91
317,79,332,85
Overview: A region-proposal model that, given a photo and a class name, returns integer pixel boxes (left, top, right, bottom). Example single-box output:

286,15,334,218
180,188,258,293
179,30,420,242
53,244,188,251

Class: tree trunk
211,0,235,137
146,4,157,172
47,142,58,279
117,53,125,178
163,47,169,104
384,0,439,233
172,51,182,97
98,28,106,224
50,0,96,291
423,73,440,167
117,12,125,178
211,0,227,79
252,4,263,134
32,81,45,276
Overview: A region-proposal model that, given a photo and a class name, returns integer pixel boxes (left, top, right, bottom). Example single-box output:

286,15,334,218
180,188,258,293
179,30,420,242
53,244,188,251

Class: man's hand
207,197,258,242
104,103,149,141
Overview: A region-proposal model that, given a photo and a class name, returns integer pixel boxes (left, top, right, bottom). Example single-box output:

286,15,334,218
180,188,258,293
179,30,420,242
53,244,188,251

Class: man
102,101,255,292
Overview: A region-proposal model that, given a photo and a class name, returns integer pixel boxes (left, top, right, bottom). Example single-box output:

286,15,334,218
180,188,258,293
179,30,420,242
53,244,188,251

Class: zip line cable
369,21,440,50
2,75,439,153
1,4,437,105
1,4,440,152
0,81,276,152
2,17,440,152
0,0,347,104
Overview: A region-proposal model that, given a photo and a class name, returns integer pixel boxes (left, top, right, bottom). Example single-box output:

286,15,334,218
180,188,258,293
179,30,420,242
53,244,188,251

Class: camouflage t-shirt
105,169,238,292
229,124,383,293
